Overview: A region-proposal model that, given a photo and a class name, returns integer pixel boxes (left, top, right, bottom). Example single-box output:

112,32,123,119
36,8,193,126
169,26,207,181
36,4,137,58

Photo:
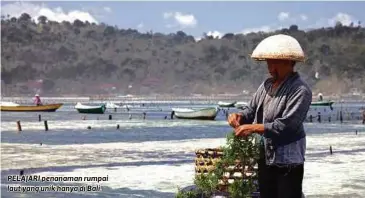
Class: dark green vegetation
1,13,365,96
176,132,260,198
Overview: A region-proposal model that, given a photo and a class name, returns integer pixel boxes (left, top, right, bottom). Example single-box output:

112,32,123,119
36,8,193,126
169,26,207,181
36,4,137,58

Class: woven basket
195,148,258,192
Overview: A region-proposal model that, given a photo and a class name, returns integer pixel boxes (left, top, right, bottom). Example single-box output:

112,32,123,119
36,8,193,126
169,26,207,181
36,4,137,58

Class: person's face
266,59,293,80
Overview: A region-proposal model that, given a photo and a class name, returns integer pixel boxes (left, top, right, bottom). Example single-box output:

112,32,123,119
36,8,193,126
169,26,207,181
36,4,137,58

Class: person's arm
262,87,312,138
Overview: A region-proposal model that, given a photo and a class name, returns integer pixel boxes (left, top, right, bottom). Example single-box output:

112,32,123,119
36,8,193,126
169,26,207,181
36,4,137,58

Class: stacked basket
194,147,259,192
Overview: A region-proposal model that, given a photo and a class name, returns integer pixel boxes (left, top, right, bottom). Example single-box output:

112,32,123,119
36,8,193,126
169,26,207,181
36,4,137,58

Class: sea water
1,102,365,198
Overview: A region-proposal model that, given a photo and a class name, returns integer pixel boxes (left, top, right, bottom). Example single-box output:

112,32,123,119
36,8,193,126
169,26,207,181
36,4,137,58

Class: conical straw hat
251,34,305,62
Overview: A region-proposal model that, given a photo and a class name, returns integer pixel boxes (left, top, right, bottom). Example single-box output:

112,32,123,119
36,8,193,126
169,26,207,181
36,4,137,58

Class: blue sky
1,1,364,38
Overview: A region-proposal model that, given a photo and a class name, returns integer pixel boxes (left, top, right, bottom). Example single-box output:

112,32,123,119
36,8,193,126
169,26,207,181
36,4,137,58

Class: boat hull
174,115,217,120
106,102,121,109
75,104,106,114
311,101,334,106
218,101,237,108
0,103,63,112
76,107,105,114
172,107,218,120
234,102,248,109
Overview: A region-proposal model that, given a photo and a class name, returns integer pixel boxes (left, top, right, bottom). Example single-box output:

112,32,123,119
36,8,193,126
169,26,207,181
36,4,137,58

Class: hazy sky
1,1,364,38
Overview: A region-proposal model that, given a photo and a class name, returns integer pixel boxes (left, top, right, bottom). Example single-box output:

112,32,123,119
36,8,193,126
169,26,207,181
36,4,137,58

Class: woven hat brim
251,54,305,62
250,34,305,62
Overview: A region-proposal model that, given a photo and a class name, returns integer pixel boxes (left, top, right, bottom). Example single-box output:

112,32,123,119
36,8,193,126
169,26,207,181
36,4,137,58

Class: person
228,34,312,198
33,94,42,106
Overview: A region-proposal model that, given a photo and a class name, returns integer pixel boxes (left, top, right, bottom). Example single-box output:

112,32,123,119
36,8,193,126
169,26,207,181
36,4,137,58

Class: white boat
171,107,219,120
105,102,121,108
234,101,248,108
218,101,236,108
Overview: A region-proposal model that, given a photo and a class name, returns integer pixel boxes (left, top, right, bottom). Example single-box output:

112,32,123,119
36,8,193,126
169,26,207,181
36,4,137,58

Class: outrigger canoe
0,102,63,112
171,107,219,120
218,101,237,108
75,102,106,114
234,101,248,108
311,101,334,106
105,102,121,109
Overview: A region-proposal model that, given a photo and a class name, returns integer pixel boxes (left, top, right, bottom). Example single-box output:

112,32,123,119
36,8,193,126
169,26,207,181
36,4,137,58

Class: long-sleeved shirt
240,72,312,165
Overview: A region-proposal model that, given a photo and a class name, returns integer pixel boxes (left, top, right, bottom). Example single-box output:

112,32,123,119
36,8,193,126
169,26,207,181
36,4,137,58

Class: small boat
218,101,237,108
0,102,63,112
234,101,248,108
75,102,106,114
105,102,121,109
171,107,219,120
311,101,334,106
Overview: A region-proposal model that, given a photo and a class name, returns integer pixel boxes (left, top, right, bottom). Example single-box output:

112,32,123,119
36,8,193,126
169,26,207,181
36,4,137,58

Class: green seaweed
176,186,201,198
176,131,260,198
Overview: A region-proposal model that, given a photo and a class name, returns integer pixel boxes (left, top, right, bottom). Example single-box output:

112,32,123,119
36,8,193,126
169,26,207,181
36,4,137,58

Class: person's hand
228,113,242,128
234,125,253,137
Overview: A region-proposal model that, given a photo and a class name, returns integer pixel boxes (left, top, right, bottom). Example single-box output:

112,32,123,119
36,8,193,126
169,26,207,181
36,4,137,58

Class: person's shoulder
292,74,310,88
293,75,312,96
262,77,273,88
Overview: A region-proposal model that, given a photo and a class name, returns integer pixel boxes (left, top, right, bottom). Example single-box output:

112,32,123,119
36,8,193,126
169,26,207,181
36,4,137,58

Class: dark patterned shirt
240,72,312,165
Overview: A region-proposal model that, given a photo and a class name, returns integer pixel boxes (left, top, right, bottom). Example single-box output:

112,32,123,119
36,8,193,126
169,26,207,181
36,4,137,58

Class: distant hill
1,13,365,96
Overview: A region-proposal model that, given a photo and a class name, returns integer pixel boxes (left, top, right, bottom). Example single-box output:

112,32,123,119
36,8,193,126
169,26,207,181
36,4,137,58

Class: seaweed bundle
177,131,261,198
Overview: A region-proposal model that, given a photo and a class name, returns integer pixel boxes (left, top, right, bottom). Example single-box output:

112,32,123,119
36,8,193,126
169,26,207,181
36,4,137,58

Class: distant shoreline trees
1,13,364,96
